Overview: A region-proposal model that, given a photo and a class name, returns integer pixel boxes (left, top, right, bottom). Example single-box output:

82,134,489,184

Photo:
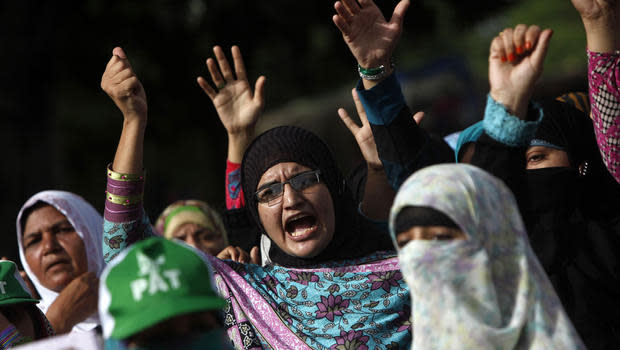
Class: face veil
389,164,585,349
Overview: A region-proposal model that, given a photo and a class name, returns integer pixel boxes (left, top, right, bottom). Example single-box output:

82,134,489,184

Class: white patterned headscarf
389,164,584,349
16,190,103,333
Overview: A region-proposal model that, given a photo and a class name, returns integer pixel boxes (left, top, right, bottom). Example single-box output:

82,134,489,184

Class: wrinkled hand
217,246,260,265
101,47,147,123
339,88,424,170
571,0,618,52
571,0,616,22
46,272,98,334
333,0,410,69
489,25,553,119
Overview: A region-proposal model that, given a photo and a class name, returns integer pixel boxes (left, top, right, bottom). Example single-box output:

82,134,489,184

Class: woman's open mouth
285,214,318,241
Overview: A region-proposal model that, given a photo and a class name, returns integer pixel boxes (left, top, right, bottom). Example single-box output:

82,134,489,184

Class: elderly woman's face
257,162,335,258
23,205,88,292
172,223,226,256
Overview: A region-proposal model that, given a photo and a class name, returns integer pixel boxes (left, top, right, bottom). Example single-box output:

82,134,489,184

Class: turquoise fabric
356,73,405,126
455,121,484,162
103,213,412,349
483,95,543,147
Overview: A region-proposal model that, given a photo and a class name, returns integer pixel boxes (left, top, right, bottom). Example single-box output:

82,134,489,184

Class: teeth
290,227,313,237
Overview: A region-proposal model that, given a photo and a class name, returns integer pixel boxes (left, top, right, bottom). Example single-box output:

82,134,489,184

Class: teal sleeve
482,94,543,147
103,208,155,264
356,73,406,126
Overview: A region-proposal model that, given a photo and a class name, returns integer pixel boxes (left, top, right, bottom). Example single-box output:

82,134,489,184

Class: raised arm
100,47,153,263
101,47,147,174
333,0,454,191
488,25,552,121
470,25,552,208
197,46,263,262
571,0,620,183
571,0,617,52
197,45,266,210
333,0,409,90
338,89,422,220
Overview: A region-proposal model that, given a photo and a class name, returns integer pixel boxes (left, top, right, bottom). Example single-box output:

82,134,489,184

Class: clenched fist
101,47,147,123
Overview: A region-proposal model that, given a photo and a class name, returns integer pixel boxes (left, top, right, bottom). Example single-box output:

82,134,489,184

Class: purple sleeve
103,166,154,263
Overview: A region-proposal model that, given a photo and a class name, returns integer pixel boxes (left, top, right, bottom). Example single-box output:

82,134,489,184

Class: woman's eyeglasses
255,170,321,206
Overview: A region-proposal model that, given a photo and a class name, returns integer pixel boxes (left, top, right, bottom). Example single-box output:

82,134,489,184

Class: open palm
211,79,263,136
197,45,265,137
333,0,409,67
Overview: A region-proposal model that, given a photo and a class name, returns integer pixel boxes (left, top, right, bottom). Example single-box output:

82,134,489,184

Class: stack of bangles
105,165,144,207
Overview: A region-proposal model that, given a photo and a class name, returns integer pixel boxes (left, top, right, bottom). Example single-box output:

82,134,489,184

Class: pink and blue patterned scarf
206,252,411,349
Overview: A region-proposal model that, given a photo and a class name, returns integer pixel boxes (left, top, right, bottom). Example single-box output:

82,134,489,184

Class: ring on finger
217,82,227,90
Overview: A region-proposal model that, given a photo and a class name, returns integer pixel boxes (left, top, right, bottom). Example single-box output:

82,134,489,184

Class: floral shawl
389,164,584,349
16,190,104,333
206,252,411,350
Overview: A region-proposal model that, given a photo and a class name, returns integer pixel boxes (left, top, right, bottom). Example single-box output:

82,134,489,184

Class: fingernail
516,46,523,55
501,56,507,62
508,53,515,62
525,42,532,50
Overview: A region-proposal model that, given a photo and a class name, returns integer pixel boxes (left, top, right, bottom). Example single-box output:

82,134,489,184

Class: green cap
99,237,227,339
0,261,39,307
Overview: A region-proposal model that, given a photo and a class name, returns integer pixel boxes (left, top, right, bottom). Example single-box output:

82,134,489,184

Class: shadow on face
525,146,571,170
22,204,88,292
256,162,335,258
396,226,466,248
172,223,226,256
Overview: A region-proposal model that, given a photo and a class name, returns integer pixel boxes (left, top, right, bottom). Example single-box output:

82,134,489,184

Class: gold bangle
107,164,145,182
105,191,143,206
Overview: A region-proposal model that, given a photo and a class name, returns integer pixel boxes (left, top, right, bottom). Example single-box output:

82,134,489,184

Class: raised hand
333,0,410,86
571,0,616,22
488,25,553,119
338,89,382,170
102,47,147,174
571,0,618,52
339,89,425,170
197,46,266,163
101,47,147,123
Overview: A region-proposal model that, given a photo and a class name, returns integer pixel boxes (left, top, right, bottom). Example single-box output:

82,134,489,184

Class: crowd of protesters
1,0,619,349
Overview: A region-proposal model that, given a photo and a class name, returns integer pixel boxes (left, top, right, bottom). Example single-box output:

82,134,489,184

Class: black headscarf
527,98,618,216
524,98,620,348
241,126,393,267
